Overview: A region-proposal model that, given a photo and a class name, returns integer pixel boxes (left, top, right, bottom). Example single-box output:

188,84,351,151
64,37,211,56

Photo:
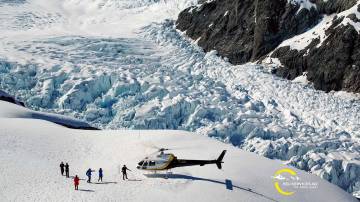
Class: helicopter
136,148,226,171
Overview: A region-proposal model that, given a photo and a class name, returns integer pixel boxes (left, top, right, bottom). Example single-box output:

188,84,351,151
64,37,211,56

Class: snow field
0,111,357,201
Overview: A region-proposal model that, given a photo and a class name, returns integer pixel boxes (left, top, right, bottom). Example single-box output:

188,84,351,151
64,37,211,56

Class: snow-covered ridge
0,89,25,106
0,91,96,130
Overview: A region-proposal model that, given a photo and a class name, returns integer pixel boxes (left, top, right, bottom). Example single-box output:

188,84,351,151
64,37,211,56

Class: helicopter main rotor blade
142,142,194,151
141,142,199,159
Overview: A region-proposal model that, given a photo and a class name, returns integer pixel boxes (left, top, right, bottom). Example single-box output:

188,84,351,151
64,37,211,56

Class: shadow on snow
78,189,95,192
93,182,118,185
144,173,277,202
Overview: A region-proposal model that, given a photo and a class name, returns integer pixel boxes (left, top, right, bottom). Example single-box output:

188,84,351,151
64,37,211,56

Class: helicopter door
149,161,156,168
141,161,156,169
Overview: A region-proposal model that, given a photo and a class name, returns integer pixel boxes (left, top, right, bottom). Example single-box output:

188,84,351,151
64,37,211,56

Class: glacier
0,0,359,197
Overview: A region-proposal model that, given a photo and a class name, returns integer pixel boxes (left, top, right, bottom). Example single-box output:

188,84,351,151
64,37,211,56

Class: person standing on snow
65,163,70,178
98,168,103,182
60,162,65,176
74,175,80,190
121,165,131,180
86,168,95,183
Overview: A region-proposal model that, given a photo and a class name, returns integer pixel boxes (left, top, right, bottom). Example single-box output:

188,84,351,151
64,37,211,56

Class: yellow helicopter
137,148,226,171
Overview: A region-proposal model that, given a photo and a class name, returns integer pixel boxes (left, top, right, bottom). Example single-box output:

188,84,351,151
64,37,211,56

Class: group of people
85,168,103,183
59,162,132,190
60,162,70,178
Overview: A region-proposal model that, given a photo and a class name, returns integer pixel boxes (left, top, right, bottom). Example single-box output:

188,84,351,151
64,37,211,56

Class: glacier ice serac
0,0,360,197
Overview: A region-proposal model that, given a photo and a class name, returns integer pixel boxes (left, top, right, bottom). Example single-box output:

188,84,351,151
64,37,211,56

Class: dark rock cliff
176,0,360,93
273,16,360,92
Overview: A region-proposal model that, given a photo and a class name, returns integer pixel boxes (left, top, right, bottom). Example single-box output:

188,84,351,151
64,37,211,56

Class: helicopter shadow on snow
144,173,276,202
127,179,142,182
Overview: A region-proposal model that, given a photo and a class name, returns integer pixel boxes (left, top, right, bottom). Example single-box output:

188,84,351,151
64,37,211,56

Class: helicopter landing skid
148,170,173,179
165,170,173,179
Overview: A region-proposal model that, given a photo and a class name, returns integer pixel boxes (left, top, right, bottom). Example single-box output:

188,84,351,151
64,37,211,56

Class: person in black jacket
60,162,65,176
65,163,70,178
121,165,131,180
98,168,103,182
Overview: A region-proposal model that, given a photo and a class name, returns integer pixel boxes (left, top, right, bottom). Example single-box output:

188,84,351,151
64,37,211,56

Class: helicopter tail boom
216,150,226,169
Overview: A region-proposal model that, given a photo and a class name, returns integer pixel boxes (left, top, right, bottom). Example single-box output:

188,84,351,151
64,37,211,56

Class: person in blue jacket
86,168,95,183
98,168,103,182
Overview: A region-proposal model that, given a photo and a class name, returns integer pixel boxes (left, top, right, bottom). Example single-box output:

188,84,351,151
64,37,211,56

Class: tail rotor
216,150,226,169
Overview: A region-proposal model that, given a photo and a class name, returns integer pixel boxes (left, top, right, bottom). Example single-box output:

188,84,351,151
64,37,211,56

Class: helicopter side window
149,161,155,166
143,161,148,166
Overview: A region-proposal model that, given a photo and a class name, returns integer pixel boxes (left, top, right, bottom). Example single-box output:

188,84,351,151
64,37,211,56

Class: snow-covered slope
0,99,95,129
0,90,24,106
0,101,357,202
0,0,359,198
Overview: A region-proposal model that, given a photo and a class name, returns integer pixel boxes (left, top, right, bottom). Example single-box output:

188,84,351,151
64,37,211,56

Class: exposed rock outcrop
273,18,360,92
176,0,360,93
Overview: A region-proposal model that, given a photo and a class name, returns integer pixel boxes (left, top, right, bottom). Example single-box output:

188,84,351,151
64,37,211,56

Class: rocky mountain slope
176,0,360,93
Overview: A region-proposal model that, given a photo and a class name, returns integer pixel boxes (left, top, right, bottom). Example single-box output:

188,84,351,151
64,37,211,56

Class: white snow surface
0,0,360,197
292,72,310,85
0,101,357,202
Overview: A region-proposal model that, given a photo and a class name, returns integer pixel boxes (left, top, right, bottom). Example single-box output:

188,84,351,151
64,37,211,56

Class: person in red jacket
74,175,80,190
